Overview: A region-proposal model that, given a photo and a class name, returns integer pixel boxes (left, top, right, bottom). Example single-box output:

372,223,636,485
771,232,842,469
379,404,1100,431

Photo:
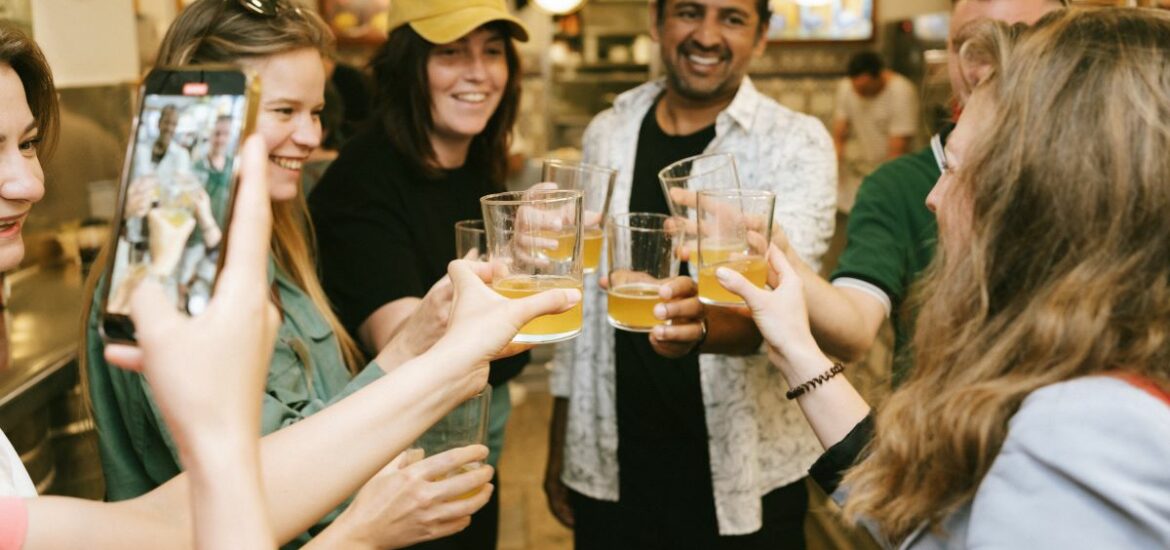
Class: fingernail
716,267,732,282
565,289,582,303
653,326,665,338
654,304,667,319
660,286,673,299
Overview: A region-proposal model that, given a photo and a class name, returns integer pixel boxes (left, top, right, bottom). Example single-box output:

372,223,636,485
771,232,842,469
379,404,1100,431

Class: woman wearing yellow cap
309,1,529,549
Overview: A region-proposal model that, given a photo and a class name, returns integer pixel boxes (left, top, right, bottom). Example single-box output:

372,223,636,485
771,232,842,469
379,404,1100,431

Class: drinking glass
481,189,585,344
695,189,775,306
412,387,492,500
541,159,617,274
606,213,685,332
454,219,488,261
657,152,740,260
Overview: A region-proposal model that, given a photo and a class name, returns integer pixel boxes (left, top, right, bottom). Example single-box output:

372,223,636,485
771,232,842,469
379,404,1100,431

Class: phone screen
101,69,253,343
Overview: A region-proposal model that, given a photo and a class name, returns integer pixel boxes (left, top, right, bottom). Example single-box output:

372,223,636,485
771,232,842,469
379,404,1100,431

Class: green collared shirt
86,258,384,546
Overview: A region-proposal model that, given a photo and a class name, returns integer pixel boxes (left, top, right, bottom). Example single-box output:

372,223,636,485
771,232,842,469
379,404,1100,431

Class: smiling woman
307,1,529,548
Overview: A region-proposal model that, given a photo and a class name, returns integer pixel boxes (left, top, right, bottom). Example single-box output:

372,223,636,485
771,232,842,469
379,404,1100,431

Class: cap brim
410,6,530,44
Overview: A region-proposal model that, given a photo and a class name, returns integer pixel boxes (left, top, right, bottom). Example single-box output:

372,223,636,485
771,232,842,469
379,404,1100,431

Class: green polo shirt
831,146,940,383
86,259,384,546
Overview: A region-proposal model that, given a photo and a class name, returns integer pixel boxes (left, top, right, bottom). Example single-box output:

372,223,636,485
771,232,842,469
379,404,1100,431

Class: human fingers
429,464,494,503
492,342,536,360
128,277,185,343
714,265,770,310
212,135,272,303
412,445,489,480
506,286,581,325
104,344,145,372
651,321,704,344
654,297,702,322
767,244,800,291
658,276,697,301
669,187,697,208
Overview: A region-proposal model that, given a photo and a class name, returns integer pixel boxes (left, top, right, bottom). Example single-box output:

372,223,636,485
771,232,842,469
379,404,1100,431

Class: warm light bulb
534,0,585,15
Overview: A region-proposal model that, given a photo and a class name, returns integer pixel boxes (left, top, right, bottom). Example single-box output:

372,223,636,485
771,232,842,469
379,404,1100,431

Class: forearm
700,307,763,355
773,345,871,450
789,252,882,362
182,433,273,550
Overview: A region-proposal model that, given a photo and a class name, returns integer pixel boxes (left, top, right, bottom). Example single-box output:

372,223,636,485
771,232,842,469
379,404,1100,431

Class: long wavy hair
368,21,521,187
843,8,1170,542
83,0,363,372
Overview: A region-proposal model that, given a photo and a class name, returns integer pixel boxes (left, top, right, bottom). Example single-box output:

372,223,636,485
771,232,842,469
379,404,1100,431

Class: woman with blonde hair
82,0,503,545
718,7,1170,547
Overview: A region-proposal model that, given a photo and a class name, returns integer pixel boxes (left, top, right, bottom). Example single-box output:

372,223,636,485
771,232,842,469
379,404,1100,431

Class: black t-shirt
615,99,718,515
308,128,528,384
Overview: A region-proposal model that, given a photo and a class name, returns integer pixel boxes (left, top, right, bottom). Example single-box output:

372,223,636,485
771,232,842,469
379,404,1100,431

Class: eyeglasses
930,122,957,175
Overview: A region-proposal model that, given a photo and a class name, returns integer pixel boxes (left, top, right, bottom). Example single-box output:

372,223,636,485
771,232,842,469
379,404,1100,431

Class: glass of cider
696,189,775,307
657,152,741,261
454,219,488,262
481,189,585,344
606,213,685,332
411,387,492,500
540,159,616,274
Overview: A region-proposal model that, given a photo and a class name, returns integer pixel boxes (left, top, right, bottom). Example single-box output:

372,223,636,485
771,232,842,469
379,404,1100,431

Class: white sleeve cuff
831,277,892,318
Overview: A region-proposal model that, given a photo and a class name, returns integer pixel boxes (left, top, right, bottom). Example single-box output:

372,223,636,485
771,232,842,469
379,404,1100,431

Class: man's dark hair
654,0,773,34
847,51,884,78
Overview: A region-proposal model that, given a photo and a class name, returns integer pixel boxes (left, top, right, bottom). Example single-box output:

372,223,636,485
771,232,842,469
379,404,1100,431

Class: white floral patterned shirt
551,77,838,535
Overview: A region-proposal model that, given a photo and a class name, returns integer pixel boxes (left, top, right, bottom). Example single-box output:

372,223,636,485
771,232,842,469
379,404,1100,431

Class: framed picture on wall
319,0,390,44
767,0,876,43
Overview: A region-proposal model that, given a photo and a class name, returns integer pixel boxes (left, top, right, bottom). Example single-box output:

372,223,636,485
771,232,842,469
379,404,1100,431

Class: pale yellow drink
530,229,577,261
442,463,485,501
698,239,745,265
607,283,663,332
494,275,583,342
698,257,767,305
582,227,603,273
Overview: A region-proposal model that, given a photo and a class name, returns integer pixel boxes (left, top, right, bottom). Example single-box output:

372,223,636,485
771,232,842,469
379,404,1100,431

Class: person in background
831,51,919,211
309,2,529,548
545,0,836,547
719,9,1170,546
82,0,504,546
1,23,582,548
774,0,1066,384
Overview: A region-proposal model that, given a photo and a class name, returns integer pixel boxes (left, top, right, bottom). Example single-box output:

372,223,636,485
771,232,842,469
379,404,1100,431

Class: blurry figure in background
330,60,373,142
34,103,122,231
831,51,919,212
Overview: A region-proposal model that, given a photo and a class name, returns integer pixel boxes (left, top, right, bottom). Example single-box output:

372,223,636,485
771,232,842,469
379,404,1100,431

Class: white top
833,72,920,165
0,429,37,497
552,77,838,535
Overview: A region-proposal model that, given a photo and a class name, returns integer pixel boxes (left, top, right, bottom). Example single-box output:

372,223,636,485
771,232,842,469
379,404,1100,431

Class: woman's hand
713,244,820,363
432,259,580,375
104,135,279,447
327,446,494,550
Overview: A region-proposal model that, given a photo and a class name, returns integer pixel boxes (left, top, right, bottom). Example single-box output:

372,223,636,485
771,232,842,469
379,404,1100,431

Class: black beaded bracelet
786,362,845,400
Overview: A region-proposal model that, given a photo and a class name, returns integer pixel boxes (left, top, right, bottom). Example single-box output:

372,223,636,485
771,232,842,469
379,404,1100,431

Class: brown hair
844,8,1170,542
0,24,59,159
369,21,520,186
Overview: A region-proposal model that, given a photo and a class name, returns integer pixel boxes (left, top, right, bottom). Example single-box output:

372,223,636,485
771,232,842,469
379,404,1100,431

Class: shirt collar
612,76,761,133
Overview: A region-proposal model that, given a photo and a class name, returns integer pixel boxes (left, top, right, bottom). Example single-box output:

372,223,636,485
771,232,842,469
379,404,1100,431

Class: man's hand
648,276,706,358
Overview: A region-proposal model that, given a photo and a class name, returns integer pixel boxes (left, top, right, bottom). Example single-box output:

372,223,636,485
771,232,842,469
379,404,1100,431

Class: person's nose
290,116,321,151
0,152,46,205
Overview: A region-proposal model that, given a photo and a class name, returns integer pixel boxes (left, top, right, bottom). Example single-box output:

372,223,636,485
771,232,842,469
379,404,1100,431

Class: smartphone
99,66,259,344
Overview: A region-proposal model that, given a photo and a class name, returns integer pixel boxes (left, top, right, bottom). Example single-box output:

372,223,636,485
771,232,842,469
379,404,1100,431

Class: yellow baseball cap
386,0,530,44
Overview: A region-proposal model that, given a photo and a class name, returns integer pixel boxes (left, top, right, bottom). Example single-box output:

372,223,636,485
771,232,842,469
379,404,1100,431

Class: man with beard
544,1,836,548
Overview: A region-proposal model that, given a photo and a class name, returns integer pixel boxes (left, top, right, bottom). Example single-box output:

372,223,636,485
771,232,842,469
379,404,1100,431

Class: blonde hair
84,0,363,373
843,8,1170,542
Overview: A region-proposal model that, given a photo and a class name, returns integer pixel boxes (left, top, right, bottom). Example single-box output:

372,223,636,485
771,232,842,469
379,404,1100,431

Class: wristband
786,362,845,400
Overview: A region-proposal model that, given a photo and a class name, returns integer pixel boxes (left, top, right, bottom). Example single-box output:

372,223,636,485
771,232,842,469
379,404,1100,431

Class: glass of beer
454,219,488,262
481,189,585,344
541,159,616,274
412,387,492,500
606,213,685,332
657,152,740,260
696,189,775,306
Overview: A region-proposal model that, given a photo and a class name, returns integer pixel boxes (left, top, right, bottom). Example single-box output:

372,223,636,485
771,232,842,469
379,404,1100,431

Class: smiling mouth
687,54,723,67
0,215,25,236
270,156,304,171
453,92,488,104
